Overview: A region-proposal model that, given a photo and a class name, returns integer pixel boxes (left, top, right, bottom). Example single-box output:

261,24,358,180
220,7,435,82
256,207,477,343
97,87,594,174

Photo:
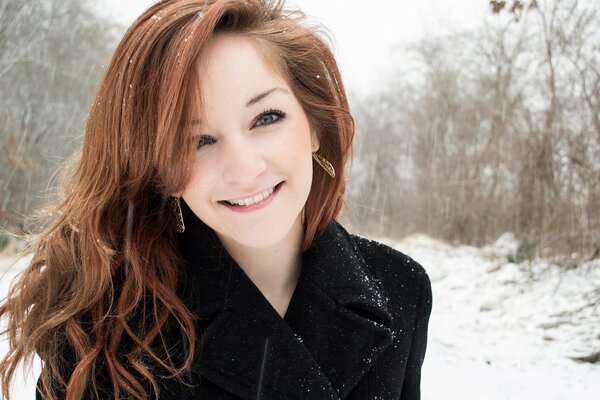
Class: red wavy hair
0,1,353,399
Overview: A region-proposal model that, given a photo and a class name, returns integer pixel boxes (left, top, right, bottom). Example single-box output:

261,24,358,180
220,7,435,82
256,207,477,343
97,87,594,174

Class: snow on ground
1,234,599,399
389,233,600,400
0,255,41,399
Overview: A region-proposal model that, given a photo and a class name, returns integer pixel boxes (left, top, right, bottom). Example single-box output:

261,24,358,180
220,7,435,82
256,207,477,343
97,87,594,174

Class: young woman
0,0,432,399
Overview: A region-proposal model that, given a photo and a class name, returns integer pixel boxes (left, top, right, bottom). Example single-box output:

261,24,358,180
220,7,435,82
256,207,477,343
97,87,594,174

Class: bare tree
347,0,600,261
0,0,118,230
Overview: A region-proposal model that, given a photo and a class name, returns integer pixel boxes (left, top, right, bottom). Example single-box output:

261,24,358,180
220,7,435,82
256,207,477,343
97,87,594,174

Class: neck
216,217,303,315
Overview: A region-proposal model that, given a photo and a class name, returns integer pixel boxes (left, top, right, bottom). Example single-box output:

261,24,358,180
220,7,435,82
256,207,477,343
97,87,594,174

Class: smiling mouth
220,182,282,207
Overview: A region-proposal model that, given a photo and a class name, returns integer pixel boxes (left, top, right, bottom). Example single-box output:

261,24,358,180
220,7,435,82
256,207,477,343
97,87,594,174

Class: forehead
201,33,284,72
191,34,289,111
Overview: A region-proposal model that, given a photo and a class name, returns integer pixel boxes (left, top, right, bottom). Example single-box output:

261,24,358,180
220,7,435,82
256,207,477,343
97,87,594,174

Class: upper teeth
226,186,275,206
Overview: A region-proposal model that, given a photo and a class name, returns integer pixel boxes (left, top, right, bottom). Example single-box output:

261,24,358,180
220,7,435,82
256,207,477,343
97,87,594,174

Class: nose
221,136,267,184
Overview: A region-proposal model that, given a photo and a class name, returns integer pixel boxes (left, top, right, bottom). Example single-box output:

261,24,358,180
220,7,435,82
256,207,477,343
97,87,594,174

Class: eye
253,109,287,128
195,135,216,149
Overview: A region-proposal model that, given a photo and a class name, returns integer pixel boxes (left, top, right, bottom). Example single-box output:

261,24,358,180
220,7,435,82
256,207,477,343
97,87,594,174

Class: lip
219,182,283,213
221,183,279,204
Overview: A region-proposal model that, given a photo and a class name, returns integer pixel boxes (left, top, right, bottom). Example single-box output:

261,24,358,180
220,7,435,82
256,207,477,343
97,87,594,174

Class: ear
310,129,320,152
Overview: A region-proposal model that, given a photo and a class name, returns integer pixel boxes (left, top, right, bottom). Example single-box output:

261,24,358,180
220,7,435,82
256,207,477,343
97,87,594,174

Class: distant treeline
0,0,117,230
346,0,600,262
1,0,598,263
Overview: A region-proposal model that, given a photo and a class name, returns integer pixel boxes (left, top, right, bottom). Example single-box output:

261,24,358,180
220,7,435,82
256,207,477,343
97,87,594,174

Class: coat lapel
282,224,394,398
177,208,393,400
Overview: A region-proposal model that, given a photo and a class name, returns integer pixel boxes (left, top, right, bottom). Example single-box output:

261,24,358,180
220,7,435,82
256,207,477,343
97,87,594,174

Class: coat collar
177,206,393,400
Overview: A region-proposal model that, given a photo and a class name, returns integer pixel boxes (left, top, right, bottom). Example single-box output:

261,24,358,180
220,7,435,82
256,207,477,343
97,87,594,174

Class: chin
218,214,304,251
232,225,298,249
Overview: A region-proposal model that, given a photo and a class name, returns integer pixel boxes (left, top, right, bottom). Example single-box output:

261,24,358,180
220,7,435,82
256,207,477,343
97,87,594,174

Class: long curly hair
0,0,354,399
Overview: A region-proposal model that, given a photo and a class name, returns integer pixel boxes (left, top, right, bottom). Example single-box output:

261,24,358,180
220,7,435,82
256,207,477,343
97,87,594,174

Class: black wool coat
36,214,432,400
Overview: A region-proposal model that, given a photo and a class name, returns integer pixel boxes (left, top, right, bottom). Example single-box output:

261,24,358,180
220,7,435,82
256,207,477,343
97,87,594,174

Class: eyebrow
189,87,290,126
246,87,290,107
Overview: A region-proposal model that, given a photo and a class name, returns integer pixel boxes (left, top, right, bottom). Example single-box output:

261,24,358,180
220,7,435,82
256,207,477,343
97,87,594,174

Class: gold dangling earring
173,197,185,233
312,152,335,178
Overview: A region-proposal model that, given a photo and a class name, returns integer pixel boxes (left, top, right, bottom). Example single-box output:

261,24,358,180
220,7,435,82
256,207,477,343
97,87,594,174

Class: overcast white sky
98,0,489,94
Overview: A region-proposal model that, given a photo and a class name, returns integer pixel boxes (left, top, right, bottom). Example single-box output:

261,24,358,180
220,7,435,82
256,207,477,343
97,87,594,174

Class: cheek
279,138,310,174
286,120,315,155
183,161,217,198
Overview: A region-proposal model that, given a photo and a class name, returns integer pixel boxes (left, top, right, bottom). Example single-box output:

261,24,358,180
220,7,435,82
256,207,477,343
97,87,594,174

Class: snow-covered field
1,233,599,399
390,233,600,400
0,254,42,398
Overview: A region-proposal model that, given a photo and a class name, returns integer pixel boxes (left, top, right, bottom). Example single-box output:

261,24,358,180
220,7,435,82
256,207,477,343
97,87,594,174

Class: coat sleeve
400,271,432,400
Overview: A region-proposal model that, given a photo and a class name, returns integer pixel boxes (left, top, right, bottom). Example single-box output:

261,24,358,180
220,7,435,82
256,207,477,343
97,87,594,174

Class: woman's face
181,34,318,250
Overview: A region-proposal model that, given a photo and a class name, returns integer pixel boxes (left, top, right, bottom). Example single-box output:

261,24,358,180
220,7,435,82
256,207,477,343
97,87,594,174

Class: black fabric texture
36,205,432,399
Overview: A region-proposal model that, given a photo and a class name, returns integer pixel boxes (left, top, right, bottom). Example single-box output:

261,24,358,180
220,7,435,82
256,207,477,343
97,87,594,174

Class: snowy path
1,234,599,399
390,234,600,400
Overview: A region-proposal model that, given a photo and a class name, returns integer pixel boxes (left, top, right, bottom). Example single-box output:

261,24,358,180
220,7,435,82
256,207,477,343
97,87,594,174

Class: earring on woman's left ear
312,152,335,178
172,197,185,233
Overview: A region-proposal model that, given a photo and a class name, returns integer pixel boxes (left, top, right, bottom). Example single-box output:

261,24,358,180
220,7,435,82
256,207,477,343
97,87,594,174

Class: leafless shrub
346,0,600,261
0,0,118,230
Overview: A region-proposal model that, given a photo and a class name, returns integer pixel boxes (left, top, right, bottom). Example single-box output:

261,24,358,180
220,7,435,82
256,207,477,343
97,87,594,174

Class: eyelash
195,135,216,149
253,108,287,128
195,108,287,149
